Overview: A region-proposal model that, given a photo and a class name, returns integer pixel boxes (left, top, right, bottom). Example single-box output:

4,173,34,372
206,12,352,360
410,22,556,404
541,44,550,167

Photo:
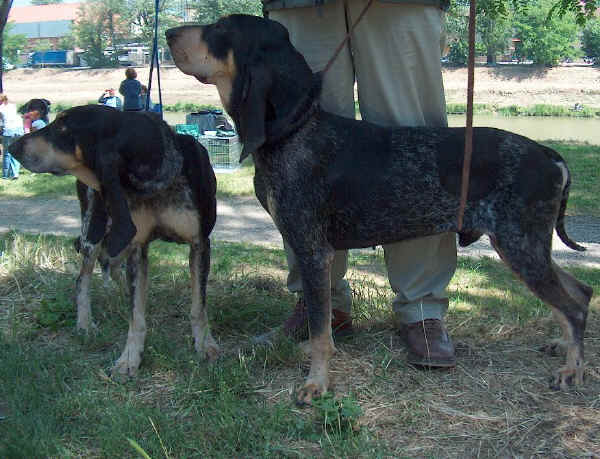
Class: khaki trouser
271,0,457,323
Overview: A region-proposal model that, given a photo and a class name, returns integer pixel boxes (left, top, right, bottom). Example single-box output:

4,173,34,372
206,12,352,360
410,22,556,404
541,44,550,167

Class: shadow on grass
487,64,552,81
1,231,600,457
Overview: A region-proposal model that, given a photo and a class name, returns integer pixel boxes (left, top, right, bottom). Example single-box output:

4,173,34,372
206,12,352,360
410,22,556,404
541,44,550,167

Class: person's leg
2,136,9,178
349,0,457,366
2,136,15,179
7,136,20,178
269,5,355,338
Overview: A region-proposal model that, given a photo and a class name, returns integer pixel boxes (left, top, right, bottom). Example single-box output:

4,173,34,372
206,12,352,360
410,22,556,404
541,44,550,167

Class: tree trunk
487,52,497,65
0,0,14,93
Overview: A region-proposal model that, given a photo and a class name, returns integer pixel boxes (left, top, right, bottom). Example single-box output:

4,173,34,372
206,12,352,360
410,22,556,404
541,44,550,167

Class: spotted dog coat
166,15,593,405
11,105,184,258
14,111,219,377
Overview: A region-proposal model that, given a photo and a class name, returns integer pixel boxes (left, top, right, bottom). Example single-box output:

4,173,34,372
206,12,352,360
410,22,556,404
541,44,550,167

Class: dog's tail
555,159,586,251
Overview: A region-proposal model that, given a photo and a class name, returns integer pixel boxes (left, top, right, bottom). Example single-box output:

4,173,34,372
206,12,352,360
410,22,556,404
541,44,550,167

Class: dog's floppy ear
236,62,272,163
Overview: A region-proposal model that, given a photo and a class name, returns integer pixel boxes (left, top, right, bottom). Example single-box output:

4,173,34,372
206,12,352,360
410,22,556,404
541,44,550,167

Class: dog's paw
549,365,585,390
75,320,98,336
112,350,143,381
540,339,565,357
195,334,220,362
295,378,328,407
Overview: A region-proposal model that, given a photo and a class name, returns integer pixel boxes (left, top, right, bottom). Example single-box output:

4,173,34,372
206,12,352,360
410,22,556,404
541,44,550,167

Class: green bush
512,0,579,66
582,19,600,63
447,38,469,65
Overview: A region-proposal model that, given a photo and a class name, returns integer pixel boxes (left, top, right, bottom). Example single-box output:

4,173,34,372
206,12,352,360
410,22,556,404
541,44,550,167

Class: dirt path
2,65,599,266
1,196,599,268
3,65,600,108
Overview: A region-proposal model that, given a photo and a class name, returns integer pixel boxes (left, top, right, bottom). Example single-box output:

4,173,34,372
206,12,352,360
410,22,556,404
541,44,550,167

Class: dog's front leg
75,239,100,333
190,238,219,360
295,246,336,406
113,244,148,379
75,185,102,333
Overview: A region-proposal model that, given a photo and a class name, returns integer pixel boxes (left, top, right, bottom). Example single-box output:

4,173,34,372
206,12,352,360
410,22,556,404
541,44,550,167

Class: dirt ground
3,64,600,108
2,64,600,267
2,196,599,269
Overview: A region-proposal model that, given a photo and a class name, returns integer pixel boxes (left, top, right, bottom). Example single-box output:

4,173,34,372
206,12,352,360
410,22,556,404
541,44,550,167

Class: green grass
446,102,600,118
0,160,257,200
545,141,600,216
26,99,600,119
1,232,599,457
2,141,598,217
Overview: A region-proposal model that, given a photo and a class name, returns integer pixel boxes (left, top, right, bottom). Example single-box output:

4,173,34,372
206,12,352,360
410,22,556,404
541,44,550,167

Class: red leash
322,0,375,75
457,0,477,230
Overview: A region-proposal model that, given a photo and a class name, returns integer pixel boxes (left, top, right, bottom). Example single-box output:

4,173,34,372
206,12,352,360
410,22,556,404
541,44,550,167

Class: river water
448,114,600,144
163,112,600,144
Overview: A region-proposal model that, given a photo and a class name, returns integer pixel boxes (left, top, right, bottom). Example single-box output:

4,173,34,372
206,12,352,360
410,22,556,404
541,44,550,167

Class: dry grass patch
1,232,599,457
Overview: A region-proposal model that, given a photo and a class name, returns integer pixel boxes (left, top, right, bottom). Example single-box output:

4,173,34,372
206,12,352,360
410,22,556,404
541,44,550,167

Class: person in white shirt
0,94,24,179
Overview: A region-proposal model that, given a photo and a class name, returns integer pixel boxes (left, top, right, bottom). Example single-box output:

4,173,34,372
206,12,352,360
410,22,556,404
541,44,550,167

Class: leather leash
457,0,477,230
321,0,375,75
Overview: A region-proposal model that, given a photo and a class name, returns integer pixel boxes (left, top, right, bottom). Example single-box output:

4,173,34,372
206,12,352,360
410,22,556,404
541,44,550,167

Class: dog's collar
264,74,321,146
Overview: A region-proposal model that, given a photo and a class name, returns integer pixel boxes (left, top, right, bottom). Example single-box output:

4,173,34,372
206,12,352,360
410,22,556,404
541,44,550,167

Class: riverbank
3,64,600,110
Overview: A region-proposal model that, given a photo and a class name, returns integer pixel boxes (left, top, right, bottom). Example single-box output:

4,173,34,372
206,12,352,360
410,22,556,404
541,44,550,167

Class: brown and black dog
166,15,592,405
12,107,219,377
11,105,184,258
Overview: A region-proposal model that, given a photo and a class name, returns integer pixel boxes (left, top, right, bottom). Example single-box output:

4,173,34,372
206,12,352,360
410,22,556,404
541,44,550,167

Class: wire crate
198,134,242,170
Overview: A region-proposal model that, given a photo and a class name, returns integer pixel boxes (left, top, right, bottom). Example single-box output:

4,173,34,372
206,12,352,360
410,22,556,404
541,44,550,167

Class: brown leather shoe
283,297,353,341
401,319,456,368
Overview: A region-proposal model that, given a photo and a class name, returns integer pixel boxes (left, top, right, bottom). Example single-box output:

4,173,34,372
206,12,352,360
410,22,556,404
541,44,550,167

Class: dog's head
10,105,107,190
166,14,316,161
20,98,51,122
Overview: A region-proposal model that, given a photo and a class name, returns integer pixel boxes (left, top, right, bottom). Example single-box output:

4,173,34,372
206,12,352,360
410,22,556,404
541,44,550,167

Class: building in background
7,3,82,49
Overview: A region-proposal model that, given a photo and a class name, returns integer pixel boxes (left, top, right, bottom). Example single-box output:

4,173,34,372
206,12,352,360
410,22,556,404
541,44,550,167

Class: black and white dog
166,15,592,405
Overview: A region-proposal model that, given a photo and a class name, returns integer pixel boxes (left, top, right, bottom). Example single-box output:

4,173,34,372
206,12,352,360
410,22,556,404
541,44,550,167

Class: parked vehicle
28,50,75,68
104,43,151,66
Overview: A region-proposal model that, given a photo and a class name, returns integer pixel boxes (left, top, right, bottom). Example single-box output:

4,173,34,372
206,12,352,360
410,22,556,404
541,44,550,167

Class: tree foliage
122,0,180,49
58,34,76,50
581,19,600,63
446,0,513,65
472,0,597,24
512,0,579,65
446,0,590,66
73,0,121,68
191,0,262,25
477,1,513,64
2,22,25,63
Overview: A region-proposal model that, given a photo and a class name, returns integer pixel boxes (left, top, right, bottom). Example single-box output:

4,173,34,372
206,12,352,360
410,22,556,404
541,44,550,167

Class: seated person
98,88,123,110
